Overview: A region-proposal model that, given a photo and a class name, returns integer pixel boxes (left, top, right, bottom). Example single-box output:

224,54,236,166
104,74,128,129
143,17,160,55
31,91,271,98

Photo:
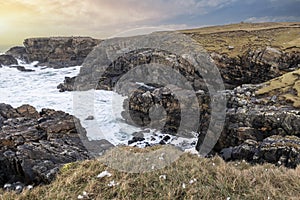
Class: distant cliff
6,37,101,68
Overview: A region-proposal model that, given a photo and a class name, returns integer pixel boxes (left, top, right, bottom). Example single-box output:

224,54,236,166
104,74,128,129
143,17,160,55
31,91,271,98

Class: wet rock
0,55,17,67
0,104,91,187
9,65,35,72
128,137,145,145
57,76,76,92
85,115,94,120
5,46,29,63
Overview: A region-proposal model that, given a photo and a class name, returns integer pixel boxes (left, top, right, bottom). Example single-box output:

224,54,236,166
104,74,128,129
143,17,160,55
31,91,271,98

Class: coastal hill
181,22,300,56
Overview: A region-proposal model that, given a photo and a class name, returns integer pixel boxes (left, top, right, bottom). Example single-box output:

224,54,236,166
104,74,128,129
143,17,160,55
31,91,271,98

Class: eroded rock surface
0,55,17,67
0,104,91,187
4,37,101,69
23,37,101,68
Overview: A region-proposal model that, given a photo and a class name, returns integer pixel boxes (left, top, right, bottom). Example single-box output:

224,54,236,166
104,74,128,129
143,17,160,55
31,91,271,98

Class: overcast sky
0,0,299,49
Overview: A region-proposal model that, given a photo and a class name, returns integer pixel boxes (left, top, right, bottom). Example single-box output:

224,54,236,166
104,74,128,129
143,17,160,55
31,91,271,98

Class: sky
0,0,299,51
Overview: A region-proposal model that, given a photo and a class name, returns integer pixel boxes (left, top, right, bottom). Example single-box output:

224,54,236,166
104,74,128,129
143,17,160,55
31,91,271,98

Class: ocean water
0,60,197,150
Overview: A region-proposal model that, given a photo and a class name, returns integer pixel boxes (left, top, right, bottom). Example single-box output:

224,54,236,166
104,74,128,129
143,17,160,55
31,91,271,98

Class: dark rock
229,136,300,168
57,76,76,92
5,46,29,63
128,137,145,145
0,104,91,187
85,115,94,120
132,131,145,138
210,48,300,89
0,55,17,66
23,37,101,68
9,65,35,72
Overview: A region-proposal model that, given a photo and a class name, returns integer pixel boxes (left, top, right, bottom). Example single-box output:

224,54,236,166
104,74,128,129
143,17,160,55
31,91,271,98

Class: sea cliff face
6,37,101,68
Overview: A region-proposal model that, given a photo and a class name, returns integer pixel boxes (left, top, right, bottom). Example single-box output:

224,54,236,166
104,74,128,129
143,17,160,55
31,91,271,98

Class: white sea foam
0,60,197,150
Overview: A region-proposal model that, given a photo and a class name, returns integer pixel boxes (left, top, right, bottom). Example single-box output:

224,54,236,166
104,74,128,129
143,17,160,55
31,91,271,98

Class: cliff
6,37,101,68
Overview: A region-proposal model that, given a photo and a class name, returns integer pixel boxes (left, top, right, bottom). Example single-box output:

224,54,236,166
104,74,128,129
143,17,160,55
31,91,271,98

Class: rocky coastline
1,24,300,192
0,104,91,191
56,32,300,168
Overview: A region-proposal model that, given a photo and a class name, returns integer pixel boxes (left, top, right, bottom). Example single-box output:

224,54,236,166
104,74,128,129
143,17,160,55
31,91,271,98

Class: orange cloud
0,0,234,48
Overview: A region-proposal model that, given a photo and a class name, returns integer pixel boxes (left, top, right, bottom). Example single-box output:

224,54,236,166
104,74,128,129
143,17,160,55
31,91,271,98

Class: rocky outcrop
125,81,300,167
0,55,17,67
211,47,300,89
221,135,300,168
4,37,101,69
5,46,29,63
57,76,76,92
0,103,91,188
23,37,101,68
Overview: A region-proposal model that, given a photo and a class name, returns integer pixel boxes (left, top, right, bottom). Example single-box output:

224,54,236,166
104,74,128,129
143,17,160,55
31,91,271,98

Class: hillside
1,149,300,200
181,22,300,57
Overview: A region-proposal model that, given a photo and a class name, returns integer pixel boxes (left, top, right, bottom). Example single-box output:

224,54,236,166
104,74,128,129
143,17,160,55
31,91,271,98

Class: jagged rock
121,85,208,137
23,37,101,68
57,76,76,92
0,104,91,187
57,32,222,92
227,136,300,168
211,48,300,89
5,46,29,63
0,55,17,67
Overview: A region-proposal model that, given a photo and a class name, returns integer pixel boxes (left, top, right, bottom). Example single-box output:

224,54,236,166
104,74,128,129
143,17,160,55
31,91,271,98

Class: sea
0,59,197,151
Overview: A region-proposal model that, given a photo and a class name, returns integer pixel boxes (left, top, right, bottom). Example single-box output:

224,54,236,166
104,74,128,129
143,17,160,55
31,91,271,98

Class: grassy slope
180,22,300,57
1,149,300,200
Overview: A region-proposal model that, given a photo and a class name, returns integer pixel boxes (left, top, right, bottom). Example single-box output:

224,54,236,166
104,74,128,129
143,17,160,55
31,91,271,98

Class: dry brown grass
1,146,300,200
256,69,300,108
180,22,300,57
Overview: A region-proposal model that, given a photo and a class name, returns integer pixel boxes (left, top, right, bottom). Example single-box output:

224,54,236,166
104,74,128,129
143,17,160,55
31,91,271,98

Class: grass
1,146,300,200
256,69,300,108
180,22,300,57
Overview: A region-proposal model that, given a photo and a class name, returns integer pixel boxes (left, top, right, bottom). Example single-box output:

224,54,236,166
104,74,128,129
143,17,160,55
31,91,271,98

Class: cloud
5,0,238,26
245,16,300,23
0,0,239,45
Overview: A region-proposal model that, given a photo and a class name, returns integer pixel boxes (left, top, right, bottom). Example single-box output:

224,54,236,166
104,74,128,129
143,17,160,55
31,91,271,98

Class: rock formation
0,104,91,188
5,37,101,69
57,32,300,167
0,55,17,67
